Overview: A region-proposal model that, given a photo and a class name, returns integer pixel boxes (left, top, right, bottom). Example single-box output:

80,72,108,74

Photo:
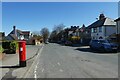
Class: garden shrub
2,41,19,54
0,46,4,53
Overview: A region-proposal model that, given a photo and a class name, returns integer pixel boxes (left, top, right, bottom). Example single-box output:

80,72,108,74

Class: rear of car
65,41,72,46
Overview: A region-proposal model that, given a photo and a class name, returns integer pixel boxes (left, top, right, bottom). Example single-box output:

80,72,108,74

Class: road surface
26,43,118,78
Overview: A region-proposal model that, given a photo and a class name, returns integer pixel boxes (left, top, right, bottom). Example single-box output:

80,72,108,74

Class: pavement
25,43,118,78
0,44,43,80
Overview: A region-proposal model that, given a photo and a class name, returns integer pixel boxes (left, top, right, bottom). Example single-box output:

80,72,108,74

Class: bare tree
32,31,40,36
53,23,65,34
40,27,50,43
49,23,65,42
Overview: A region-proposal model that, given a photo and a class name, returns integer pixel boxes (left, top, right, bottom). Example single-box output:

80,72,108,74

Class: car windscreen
99,40,108,43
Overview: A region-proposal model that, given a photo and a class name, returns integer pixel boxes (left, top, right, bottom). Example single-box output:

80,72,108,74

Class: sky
2,2,118,35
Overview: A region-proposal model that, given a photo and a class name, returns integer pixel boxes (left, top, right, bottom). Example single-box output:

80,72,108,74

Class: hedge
2,41,19,54
0,46,4,53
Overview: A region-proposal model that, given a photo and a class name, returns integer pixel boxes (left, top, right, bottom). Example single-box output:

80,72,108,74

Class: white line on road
34,45,44,78
34,74,37,78
53,65,55,67
59,69,63,72
42,68,44,72
57,62,61,66
23,44,44,78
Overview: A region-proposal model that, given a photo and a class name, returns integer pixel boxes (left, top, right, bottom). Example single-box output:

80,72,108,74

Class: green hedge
2,41,19,54
0,46,4,53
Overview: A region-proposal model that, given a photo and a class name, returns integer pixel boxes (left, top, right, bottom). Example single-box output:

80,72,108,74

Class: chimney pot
99,13,105,20
71,26,73,28
13,26,16,30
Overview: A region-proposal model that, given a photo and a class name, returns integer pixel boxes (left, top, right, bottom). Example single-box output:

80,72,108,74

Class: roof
10,29,23,35
22,31,30,35
9,34,18,40
104,18,116,25
8,28,30,40
68,27,79,32
115,17,120,21
16,30,23,34
88,17,116,29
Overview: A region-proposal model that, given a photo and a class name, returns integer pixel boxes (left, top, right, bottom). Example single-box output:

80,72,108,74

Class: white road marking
24,44,44,78
53,65,55,67
42,68,44,72
34,65,38,78
59,69,63,72
34,74,37,78
57,62,60,66
33,45,44,78
34,70,37,73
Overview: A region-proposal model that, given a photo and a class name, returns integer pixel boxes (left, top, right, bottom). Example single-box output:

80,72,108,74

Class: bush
2,41,19,54
0,46,4,53
10,41,19,50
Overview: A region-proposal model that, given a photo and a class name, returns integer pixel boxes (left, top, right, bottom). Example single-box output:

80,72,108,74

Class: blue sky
2,2,118,35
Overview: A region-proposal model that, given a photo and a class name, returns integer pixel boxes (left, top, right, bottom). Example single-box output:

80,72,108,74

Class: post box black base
19,61,26,67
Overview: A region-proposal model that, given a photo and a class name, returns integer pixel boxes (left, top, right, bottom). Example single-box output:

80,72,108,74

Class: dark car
57,41,62,44
65,41,72,46
89,39,118,52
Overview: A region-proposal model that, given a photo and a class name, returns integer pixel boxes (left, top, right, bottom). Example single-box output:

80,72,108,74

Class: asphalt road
27,43,118,78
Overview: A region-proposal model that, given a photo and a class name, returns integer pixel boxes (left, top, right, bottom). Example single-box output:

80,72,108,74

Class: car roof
92,39,107,42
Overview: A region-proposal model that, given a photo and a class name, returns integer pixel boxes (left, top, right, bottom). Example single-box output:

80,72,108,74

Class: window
99,27,102,32
92,28,97,33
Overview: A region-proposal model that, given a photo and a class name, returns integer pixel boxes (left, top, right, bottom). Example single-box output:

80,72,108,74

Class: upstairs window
92,28,97,33
99,26,102,32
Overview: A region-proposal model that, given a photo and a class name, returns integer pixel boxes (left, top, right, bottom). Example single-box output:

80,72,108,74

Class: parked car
45,41,49,44
89,39,118,52
57,41,62,44
65,41,72,46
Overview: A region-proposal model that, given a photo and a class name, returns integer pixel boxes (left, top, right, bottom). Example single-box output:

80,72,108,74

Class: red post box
19,40,26,67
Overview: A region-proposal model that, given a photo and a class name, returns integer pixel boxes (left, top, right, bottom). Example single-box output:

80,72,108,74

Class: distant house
79,24,91,45
88,14,116,40
68,26,79,37
0,32,5,41
62,25,91,45
6,26,30,41
28,36,43,45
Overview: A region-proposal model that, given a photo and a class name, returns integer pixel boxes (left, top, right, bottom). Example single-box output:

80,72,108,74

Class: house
68,26,79,36
28,36,43,45
65,26,80,43
115,17,120,34
0,32,5,41
88,14,116,40
79,24,91,45
115,17,120,44
0,32,5,46
6,26,30,41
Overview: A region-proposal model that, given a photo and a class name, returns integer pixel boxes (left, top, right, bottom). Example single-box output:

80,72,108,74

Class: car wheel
100,46,105,53
113,50,118,53
90,45,93,50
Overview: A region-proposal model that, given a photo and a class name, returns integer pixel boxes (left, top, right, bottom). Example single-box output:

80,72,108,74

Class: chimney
99,14,105,20
71,26,73,28
13,26,16,35
74,26,76,28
